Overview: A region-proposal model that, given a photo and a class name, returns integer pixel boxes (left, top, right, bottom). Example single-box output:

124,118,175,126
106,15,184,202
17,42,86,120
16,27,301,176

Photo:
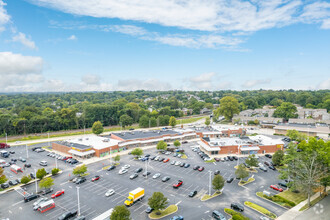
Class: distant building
200,108,212,114
274,123,330,140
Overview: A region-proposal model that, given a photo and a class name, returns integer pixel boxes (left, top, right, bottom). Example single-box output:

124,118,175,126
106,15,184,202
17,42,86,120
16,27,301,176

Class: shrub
224,208,250,220
260,193,295,208
52,168,60,176
20,175,31,184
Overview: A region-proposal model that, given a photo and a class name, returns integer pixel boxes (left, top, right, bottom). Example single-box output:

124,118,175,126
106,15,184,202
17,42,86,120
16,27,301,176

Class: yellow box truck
124,187,144,206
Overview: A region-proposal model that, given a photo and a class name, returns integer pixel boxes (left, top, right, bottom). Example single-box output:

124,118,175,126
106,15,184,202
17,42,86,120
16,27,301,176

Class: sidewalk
277,187,330,220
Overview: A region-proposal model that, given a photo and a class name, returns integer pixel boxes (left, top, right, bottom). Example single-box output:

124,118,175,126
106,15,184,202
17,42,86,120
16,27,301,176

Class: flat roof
208,135,284,146
110,129,179,140
59,135,120,150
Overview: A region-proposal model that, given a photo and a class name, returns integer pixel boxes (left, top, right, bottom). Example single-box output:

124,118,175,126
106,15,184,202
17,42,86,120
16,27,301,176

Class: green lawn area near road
178,116,207,124
278,189,307,205
256,192,295,208
149,205,178,219
201,191,222,201
224,208,250,220
244,201,277,219
239,177,255,186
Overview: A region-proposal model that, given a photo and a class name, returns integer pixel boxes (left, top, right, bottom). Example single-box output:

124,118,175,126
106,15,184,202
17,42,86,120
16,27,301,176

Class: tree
286,130,308,142
148,192,168,215
139,115,149,128
205,117,211,126
51,168,60,176
273,102,298,121
0,168,8,184
245,154,258,167
272,150,284,166
214,96,240,121
173,140,181,148
131,148,143,158
20,175,31,184
156,141,167,151
235,164,249,181
36,168,47,179
212,174,225,192
114,155,120,162
39,177,54,189
92,121,104,135
169,116,176,127
72,164,87,176
110,205,131,220
120,114,133,128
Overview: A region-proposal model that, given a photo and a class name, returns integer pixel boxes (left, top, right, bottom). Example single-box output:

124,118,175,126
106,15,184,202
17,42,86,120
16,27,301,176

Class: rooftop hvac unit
78,138,82,141
85,138,89,140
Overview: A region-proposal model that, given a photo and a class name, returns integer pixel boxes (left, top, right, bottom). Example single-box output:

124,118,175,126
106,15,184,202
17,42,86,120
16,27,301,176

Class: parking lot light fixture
5,133,7,144
77,186,80,216
55,154,58,169
208,170,212,196
25,144,29,159
34,168,37,193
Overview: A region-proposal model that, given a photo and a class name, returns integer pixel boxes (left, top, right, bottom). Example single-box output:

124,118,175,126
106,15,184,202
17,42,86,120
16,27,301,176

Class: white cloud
12,32,37,50
68,34,77,40
81,74,100,85
189,72,216,90
318,78,330,89
116,79,172,91
0,52,44,91
321,18,330,29
0,0,10,32
104,25,147,36
242,79,272,88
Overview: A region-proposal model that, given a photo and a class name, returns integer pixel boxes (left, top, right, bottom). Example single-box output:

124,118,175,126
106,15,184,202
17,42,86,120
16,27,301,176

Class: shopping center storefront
240,146,260,155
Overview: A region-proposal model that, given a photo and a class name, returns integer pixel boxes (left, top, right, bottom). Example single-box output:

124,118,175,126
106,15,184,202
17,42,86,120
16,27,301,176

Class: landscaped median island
278,189,307,205
244,201,277,219
234,165,258,173
148,205,178,219
224,208,250,220
238,177,255,186
205,158,216,163
256,192,295,208
201,191,222,201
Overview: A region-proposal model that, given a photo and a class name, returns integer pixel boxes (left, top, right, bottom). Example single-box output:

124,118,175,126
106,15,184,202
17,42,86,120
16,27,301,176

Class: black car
188,190,197,197
278,181,288,188
71,159,79,164
24,194,40,202
135,167,143,173
145,206,154,214
159,157,165,162
11,158,17,162
9,151,15,154
269,165,276,170
231,203,244,212
226,177,234,183
265,154,272,158
162,176,170,182
193,165,200,170
143,171,151,177
107,165,116,171
58,211,78,220
41,188,54,195
9,180,19,186
232,156,238,160
24,163,31,168
228,156,234,161
180,163,185,167
145,154,150,157
76,177,86,184
150,156,156,160
1,183,9,189
32,147,41,151
214,170,220,175
30,173,35,179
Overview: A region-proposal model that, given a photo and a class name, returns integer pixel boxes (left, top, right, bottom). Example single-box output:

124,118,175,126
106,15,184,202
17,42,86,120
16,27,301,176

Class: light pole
5,133,7,145
55,154,58,169
34,168,38,193
208,170,212,196
77,186,81,216
25,144,29,159
237,141,241,167
48,132,50,147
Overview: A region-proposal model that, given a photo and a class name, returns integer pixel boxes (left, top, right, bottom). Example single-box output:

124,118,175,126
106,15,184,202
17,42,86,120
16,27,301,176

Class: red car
198,166,205,172
163,158,170,163
173,180,183,188
91,175,100,182
51,190,65,198
270,185,283,192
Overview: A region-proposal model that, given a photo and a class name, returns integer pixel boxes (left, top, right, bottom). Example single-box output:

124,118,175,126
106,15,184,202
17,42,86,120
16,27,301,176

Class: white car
119,169,128,174
171,161,176,165
105,189,115,197
123,164,131,169
33,197,49,207
39,161,47,166
154,156,160,161
165,151,171,155
152,173,161,179
175,161,181,166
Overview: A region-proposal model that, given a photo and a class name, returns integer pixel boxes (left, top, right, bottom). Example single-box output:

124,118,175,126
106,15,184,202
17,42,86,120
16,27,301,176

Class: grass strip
278,189,307,205
239,177,255,186
256,192,295,208
149,205,178,219
201,191,222,201
244,201,277,219
224,208,250,220
299,194,327,211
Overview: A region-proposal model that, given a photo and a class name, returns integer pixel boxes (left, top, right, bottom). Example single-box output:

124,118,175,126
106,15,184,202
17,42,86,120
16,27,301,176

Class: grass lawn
234,165,258,173
224,208,250,220
179,116,207,124
244,201,277,219
299,194,328,211
80,173,90,177
149,205,178,219
239,177,255,186
205,158,216,163
201,191,222,201
181,154,188,159
256,192,295,208
278,189,307,205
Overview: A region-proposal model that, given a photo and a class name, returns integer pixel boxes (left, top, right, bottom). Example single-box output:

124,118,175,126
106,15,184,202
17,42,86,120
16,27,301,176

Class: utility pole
77,186,81,216
25,144,29,159
84,125,85,135
208,170,212,196
149,119,151,128
34,169,38,193
48,132,50,147
237,142,240,167
5,133,7,145
55,154,58,169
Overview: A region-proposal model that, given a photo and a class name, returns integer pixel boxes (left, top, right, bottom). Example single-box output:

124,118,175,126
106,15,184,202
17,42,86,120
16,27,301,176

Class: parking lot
0,142,288,220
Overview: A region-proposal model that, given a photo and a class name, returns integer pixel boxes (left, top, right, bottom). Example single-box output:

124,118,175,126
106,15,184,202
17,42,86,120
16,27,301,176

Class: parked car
9,151,15,154
105,189,115,197
33,198,49,210
163,158,170,163
135,167,143,173
270,185,283,192
9,180,19,186
260,216,270,220
193,165,200,170
278,181,288,188
30,173,35,179
39,161,47,166
212,210,226,220
173,180,183,188
264,161,270,166
57,211,77,220
180,163,185,167
152,173,161,179
76,177,86,184
232,156,238,160
91,175,100,182
24,194,40,202
107,165,116,171
170,216,184,220
162,176,170,182
184,163,190,168
143,171,151,177
226,177,234,183
145,206,154,214
24,163,31,168
269,165,276,170
265,154,272,158
175,161,181,166
259,166,267,172
119,169,128,175
130,173,138,179
19,157,26,162
198,167,204,172
150,156,156,160
214,157,220,162
188,190,197,197
40,188,53,195
171,160,176,165
231,203,244,212
1,183,9,189
214,170,220,175
51,190,65,198
123,164,131,169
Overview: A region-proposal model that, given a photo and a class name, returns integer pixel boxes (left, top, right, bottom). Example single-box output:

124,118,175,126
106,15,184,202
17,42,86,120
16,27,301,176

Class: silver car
152,173,161,179
105,189,115,197
33,198,49,210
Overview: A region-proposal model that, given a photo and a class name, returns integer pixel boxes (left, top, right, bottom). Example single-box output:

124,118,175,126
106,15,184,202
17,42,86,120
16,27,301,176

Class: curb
238,178,255,187
148,205,178,219
255,192,290,209
244,202,277,219
200,192,222,202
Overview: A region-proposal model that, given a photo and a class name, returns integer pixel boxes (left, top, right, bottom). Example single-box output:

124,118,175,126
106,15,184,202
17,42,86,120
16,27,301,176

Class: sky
0,0,329,92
